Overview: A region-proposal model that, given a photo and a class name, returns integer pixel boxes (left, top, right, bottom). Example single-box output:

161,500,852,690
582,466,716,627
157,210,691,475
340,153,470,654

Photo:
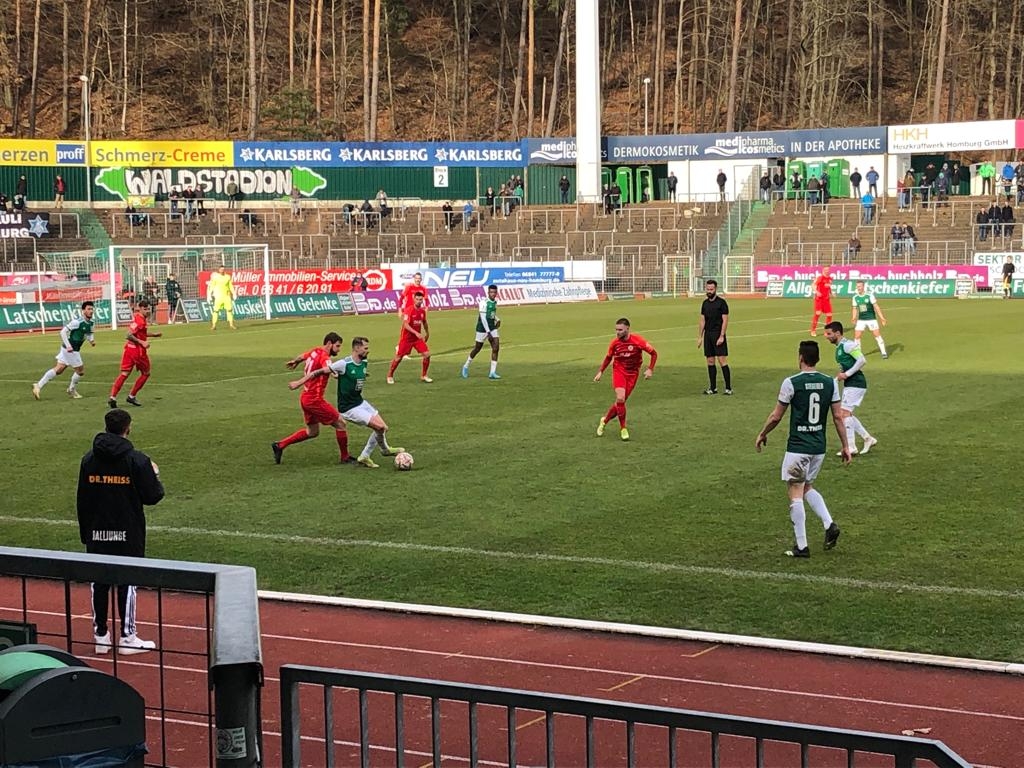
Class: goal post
106,244,271,329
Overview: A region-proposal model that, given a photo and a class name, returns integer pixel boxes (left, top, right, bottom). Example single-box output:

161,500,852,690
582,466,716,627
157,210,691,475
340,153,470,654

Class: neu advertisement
198,268,392,298
754,264,990,288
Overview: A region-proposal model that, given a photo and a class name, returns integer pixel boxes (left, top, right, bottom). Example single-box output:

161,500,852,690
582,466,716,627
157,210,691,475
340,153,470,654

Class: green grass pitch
1,297,1021,661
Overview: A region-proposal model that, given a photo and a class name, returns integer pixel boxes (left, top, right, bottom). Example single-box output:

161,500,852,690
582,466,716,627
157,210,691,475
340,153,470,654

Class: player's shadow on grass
866,343,904,357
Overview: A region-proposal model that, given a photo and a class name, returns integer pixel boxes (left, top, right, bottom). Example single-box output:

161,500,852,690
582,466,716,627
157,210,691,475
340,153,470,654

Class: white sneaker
94,632,112,655
68,388,82,399
836,449,859,457
117,634,156,655
32,384,41,400
860,435,878,454
420,376,433,383
386,377,395,384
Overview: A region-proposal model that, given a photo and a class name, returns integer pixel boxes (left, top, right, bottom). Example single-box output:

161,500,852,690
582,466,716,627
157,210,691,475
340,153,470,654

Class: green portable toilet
786,160,806,199
614,167,633,204
601,167,613,191
826,158,850,198
635,166,654,203
805,160,825,181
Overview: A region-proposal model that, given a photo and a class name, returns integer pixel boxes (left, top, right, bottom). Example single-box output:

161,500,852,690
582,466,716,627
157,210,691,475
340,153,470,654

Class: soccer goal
662,254,695,297
106,243,271,328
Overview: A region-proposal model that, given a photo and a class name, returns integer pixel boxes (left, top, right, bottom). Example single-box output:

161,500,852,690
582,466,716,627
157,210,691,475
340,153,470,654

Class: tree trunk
369,0,382,140
247,0,258,138
527,0,535,136
61,0,69,134
28,0,41,136
362,0,370,138
724,0,741,131
511,0,528,136
545,0,571,136
493,0,509,136
315,0,324,115
288,0,296,88
932,0,949,123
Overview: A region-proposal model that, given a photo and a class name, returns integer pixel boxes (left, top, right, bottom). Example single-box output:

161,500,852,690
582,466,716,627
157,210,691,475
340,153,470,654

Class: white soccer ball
393,451,414,471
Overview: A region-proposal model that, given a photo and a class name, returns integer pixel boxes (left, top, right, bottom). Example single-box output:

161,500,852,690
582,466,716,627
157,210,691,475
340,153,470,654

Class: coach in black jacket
77,408,164,655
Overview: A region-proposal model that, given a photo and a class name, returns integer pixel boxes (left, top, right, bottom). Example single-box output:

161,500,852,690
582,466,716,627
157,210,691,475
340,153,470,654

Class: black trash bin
0,644,146,767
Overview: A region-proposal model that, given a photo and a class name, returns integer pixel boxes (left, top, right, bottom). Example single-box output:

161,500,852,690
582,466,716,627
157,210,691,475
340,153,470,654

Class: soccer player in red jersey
809,266,833,336
271,332,353,465
593,317,657,441
387,291,432,384
109,299,162,408
399,272,430,313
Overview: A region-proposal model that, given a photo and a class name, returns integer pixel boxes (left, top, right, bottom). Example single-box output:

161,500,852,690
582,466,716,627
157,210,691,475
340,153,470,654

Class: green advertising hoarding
767,279,962,299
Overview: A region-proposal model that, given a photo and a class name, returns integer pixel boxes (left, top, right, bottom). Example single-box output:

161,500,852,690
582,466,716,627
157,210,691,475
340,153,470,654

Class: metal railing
0,546,262,768
279,667,971,768
781,240,972,266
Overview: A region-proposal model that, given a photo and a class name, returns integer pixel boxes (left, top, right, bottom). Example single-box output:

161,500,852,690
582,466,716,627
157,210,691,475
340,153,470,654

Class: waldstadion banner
770,278,960,298
602,127,887,163
233,141,524,167
90,141,234,167
93,166,327,202
0,140,87,166
888,120,1016,153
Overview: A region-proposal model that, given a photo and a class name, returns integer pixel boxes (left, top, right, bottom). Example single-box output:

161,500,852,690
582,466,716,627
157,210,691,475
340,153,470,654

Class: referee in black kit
697,279,732,395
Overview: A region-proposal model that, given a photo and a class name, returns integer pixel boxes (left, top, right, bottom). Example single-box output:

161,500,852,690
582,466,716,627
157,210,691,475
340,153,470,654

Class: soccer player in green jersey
33,301,96,400
850,281,888,358
293,336,406,468
461,284,501,379
756,340,851,558
824,321,877,456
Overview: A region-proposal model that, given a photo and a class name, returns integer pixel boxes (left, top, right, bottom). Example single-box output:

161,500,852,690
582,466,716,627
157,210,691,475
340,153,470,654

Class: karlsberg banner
233,141,524,167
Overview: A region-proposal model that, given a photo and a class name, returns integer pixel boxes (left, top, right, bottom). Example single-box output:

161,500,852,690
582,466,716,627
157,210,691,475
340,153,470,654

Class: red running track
2,584,1022,767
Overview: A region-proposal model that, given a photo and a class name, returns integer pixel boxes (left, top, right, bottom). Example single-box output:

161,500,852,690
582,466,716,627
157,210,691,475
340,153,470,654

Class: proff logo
56,144,86,163
892,127,928,142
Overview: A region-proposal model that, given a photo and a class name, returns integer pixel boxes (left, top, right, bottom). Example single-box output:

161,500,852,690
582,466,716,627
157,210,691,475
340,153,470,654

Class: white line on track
3,515,1021,601
2,605,1018,727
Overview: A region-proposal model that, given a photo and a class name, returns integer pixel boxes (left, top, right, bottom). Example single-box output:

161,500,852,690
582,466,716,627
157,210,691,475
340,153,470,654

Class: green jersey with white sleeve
852,291,877,321
62,315,95,351
330,356,368,412
475,298,499,334
778,371,839,455
834,338,867,388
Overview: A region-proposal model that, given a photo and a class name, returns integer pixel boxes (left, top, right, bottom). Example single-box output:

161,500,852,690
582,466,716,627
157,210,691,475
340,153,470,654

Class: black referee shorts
703,333,728,357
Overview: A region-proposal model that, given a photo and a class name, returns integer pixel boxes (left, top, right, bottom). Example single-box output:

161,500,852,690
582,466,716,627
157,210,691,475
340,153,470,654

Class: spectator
950,162,961,195
609,181,623,212
169,188,181,219
819,173,830,206
976,207,989,242
53,174,66,209
1001,203,1015,237
377,188,389,208
935,172,950,205
865,167,879,197
462,200,475,231
124,204,148,227
771,169,785,200
142,276,159,322
849,168,862,198
716,169,727,202
226,180,240,209
165,273,182,324
861,192,875,225
789,169,802,201
844,233,862,265
667,171,678,201
896,176,907,212
378,195,391,222
806,176,820,206
290,186,302,219
359,199,374,228
240,208,260,231
14,174,27,210
442,201,454,231
890,222,905,256
352,274,369,291
77,408,164,655
978,161,995,196
1001,163,1015,199
183,185,196,220
759,172,772,204
559,175,571,204
602,184,612,215
903,223,917,255
902,169,916,209
485,186,497,217
987,200,1002,240
341,202,355,226
1015,161,1024,204
957,162,971,196
513,179,524,209
195,183,206,216
0,192,9,213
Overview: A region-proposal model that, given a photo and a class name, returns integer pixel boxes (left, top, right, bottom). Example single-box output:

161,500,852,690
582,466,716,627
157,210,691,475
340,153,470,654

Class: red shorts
814,298,832,314
612,369,639,398
396,337,429,358
119,348,151,374
300,396,341,426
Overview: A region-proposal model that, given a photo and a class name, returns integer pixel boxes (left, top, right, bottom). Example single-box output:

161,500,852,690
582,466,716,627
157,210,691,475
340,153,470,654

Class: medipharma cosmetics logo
703,134,787,157
530,139,577,162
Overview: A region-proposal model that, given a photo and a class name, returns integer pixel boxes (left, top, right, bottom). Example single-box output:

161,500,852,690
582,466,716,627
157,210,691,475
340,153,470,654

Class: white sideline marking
4,515,1023,606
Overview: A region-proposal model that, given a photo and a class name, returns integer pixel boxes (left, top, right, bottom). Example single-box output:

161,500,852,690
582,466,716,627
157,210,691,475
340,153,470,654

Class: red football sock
335,429,350,460
810,315,819,332
129,373,149,396
421,357,430,376
825,314,832,324
387,358,400,377
615,402,626,428
110,373,129,397
278,429,311,449
604,405,617,423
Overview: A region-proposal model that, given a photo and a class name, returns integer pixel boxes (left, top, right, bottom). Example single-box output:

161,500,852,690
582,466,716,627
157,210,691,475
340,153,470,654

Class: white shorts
781,452,825,483
475,329,499,344
841,386,867,411
56,348,84,368
855,319,880,332
341,401,378,426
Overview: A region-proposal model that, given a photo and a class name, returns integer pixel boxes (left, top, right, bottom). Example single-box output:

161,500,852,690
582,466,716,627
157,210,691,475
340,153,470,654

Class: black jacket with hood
77,432,164,556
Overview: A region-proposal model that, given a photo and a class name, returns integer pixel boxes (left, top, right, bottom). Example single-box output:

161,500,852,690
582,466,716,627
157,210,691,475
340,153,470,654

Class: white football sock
70,372,82,389
846,419,857,450
850,415,869,438
790,500,808,549
464,356,472,367
377,430,390,452
876,336,887,356
360,432,378,459
489,360,497,375
804,489,834,528
37,369,58,389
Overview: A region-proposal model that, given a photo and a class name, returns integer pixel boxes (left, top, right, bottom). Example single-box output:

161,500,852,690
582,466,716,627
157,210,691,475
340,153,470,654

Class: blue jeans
862,207,874,224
